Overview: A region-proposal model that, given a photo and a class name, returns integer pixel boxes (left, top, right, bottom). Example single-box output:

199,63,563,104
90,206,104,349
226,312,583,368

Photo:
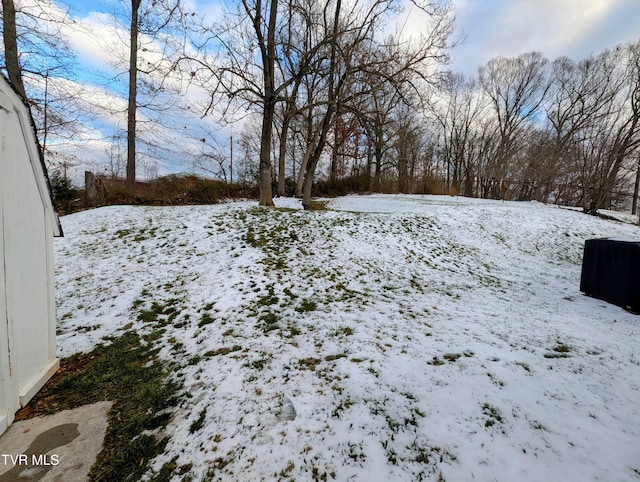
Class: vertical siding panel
0,77,59,428
0,96,16,432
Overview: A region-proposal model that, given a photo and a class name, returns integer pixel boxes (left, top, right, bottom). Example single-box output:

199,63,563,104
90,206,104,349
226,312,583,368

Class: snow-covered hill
55,194,640,481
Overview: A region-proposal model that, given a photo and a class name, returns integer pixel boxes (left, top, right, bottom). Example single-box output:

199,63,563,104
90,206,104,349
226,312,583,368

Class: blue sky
58,0,640,75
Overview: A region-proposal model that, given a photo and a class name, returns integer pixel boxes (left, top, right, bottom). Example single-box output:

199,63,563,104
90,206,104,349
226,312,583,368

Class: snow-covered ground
54,194,640,481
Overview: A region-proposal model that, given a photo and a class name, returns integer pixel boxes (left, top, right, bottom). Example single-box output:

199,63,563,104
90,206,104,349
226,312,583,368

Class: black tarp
580,237,640,313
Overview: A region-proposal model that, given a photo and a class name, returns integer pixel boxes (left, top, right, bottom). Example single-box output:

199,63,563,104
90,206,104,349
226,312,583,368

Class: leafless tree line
3,0,640,215
433,45,640,213
190,3,640,213
176,0,454,207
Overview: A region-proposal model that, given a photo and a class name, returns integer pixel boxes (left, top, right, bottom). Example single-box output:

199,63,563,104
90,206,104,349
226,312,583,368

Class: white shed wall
0,78,59,434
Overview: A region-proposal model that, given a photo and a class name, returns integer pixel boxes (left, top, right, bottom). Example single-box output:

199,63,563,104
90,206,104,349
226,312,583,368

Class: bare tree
273,0,323,196
581,44,640,212
182,0,452,207
431,72,487,196
542,53,620,204
130,0,185,186
106,132,127,179
126,0,142,189
393,103,425,193
543,44,640,212
478,51,551,198
298,0,454,208
107,0,184,189
255,0,279,205
180,0,303,205
191,133,230,182
356,71,402,192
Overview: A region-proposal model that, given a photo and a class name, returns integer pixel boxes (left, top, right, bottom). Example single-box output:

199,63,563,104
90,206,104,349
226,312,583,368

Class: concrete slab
0,401,112,482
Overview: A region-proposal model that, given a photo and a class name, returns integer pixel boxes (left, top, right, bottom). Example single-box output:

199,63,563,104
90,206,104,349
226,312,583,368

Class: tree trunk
277,111,291,197
127,0,141,191
302,105,337,209
2,0,26,99
295,88,315,197
330,112,341,180
302,146,323,209
301,160,316,209
330,134,339,180
372,142,382,191
295,131,319,198
259,99,275,205
257,0,278,206
365,142,373,190
295,109,319,197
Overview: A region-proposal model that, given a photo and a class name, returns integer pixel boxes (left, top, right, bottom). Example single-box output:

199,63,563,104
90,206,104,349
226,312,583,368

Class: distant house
0,74,62,435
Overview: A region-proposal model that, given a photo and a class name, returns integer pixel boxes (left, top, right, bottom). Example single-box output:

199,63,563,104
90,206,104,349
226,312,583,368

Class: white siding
0,178,11,434
0,78,59,434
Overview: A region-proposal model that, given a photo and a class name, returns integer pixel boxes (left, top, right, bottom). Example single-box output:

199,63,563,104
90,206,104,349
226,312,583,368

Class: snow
54,194,640,481
605,235,640,242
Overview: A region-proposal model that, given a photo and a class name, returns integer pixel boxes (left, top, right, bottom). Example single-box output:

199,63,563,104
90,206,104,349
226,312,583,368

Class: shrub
50,173,80,214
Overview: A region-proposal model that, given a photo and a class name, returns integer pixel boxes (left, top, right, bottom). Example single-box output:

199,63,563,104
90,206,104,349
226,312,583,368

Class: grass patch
295,298,318,313
482,403,504,429
77,324,101,333
443,353,462,362
552,343,571,353
544,342,572,359
198,312,215,327
258,312,279,333
407,440,457,468
257,292,279,307
137,299,182,324
299,357,322,370
204,345,242,357
331,326,354,337
138,308,160,323
15,331,180,482
514,361,531,372
428,356,445,366
189,408,207,434
325,353,347,362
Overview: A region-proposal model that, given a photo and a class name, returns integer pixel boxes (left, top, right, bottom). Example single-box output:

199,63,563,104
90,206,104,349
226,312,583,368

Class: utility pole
230,135,233,186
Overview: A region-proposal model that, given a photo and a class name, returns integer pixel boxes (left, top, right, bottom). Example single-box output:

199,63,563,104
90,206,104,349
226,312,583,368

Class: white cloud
502,0,615,54
450,0,640,73
63,12,130,72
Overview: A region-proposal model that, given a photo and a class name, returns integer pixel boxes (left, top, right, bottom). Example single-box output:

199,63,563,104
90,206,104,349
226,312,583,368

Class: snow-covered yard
55,194,640,481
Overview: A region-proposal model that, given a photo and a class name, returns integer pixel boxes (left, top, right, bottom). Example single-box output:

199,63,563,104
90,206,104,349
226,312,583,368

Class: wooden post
85,171,97,208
